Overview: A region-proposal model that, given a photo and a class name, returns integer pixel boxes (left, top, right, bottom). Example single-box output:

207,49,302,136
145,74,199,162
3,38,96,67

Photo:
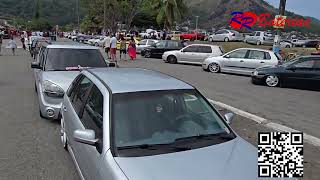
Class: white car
244,31,274,45
88,36,106,46
202,48,282,75
163,44,223,64
136,39,158,53
209,29,244,42
280,40,293,48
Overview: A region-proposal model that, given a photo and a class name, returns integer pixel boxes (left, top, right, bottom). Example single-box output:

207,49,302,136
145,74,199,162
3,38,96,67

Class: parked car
87,36,100,46
136,39,158,54
142,40,184,58
252,56,320,89
163,44,223,64
202,48,282,75
291,39,307,47
180,31,206,41
280,40,293,48
244,31,274,45
301,40,320,48
60,67,264,180
208,29,244,42
31,44,108,119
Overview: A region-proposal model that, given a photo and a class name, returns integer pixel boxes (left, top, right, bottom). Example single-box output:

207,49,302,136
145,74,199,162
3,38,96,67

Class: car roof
87,68,194,94
46,44,99,49
189,44,220,47
234,48,274,53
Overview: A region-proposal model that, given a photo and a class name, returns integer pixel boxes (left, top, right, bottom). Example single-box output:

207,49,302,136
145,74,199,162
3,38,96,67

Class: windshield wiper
117,143,191,151
174,133,235,143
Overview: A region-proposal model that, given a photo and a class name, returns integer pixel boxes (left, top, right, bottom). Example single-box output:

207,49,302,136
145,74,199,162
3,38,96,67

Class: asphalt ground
0,38,319,179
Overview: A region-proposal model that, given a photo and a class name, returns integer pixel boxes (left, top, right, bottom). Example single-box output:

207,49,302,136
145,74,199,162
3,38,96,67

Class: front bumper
38,85,63,120
251,75,266,85
202,63,209,70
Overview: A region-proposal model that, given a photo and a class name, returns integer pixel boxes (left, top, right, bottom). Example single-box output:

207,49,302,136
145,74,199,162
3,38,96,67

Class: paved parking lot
0,39,319,179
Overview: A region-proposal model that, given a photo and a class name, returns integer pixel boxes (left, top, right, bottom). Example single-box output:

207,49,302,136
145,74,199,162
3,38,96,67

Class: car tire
224,37,229,42
244,39,247,43
60,118,68,151
265,75,280,87
257,41,261,45
145,51,151,58
302,45,306,48
167,55,177,64
208,63,220,73
209,37,213,42
95,42,98,47
286,45,290,48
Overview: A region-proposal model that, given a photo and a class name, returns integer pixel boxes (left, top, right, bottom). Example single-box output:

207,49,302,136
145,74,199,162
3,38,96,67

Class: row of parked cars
30,41,289,180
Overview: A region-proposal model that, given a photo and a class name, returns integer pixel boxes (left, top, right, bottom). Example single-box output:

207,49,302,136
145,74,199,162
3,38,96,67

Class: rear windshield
45,48,106,71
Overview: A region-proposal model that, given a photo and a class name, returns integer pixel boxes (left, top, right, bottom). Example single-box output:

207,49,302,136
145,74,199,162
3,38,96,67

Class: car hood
41,71,79,92
115,137,267,180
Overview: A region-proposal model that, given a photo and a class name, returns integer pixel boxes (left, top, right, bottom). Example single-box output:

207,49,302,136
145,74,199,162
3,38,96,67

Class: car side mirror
224,55,230,58
224,113,235,125
74,129,98,146
31,62,41,69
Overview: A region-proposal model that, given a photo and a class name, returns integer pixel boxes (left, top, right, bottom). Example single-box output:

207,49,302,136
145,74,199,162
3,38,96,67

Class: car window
215,30,223,34
80,85,103,152
227,49,248,58
155,41,166,48
44,49,106,71
247,50,267,60
68,75,84,98
255,32,261,36
167,41,178,47
147,40,155,45
139,40,147,45
198,46,212,53
183,45,198,52
71,77,93,117
294,60,315,68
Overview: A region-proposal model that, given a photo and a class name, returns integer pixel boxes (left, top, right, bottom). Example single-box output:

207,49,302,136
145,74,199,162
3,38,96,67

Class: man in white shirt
110,34,117,62
104,34,111,59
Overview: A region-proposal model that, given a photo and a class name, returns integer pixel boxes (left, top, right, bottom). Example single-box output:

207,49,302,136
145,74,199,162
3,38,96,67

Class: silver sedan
60,68,280,180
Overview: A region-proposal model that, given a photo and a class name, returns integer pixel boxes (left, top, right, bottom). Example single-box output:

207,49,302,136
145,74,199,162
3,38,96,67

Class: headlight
253,71,259,76
42,80,64,97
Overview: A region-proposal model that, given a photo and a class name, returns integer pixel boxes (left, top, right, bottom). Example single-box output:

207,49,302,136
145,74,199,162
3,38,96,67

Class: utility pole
273,0,286,54
103,0,106,35
195,16,199,40
76,0,80,32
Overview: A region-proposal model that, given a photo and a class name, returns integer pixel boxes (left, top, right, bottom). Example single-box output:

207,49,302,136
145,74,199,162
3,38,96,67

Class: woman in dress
127,36,136,60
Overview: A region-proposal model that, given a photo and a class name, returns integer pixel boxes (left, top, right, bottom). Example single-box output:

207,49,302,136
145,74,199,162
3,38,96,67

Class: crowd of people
103,33,137,64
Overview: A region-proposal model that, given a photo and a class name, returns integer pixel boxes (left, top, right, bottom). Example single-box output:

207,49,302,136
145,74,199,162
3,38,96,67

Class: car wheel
265,75,280,87
224,37,229,42
167,55,177,64
145,51,151,58
209,37,213,42
60,118,68,150
286,45,290,48
95,42,98,47
208,63,220,73
302,45,306,48
244,39,247,43
257,41,261,45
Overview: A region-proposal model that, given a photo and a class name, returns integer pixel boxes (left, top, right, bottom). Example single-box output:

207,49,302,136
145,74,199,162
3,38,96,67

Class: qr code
258,132,303,178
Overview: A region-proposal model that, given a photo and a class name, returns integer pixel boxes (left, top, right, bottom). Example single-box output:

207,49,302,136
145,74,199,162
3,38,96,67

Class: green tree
152,0,187,30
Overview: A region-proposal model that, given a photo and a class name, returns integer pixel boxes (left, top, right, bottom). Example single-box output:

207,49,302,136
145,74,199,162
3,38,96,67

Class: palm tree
153,0,187,30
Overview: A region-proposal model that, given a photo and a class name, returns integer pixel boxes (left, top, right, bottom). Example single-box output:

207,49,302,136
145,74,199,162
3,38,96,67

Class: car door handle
260,61,265,63
63,106,67,112
240,60,244,62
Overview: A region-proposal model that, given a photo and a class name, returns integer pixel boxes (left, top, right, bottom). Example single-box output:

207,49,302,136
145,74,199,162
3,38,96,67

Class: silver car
31,44,107,119
244,31,274,45
208,29,244,42
61,68,270,180
136,39,158,54
202,48,282,75
162,44,223,64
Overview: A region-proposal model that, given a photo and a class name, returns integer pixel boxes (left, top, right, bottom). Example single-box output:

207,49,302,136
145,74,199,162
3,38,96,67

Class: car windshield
113,90,234,156
45,48,106,71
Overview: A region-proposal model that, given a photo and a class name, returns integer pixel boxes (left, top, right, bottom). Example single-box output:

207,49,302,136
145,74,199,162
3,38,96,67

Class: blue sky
265,0,320,20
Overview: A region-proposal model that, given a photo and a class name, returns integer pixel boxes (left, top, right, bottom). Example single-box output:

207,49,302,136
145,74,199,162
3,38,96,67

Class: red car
180,31,205,41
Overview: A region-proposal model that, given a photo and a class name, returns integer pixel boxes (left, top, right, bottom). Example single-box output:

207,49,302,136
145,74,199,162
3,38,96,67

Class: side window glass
139,40,147,45
294,60,315,69
167,41,178,47
264,52,271,60
68,75,83,97
72,77,93,116
81,85,103,152
255,32,260,36
248,50,265,60
183,46,198,52
228,49,247,58
198,46,212,53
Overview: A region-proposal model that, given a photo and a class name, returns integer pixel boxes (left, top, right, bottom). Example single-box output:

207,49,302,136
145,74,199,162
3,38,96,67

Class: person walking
0,34,3,56
128,37,136,60
20,35,26,50
8,37,17,56
119,37,127,60
104,34,111,59
110,34,118,63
